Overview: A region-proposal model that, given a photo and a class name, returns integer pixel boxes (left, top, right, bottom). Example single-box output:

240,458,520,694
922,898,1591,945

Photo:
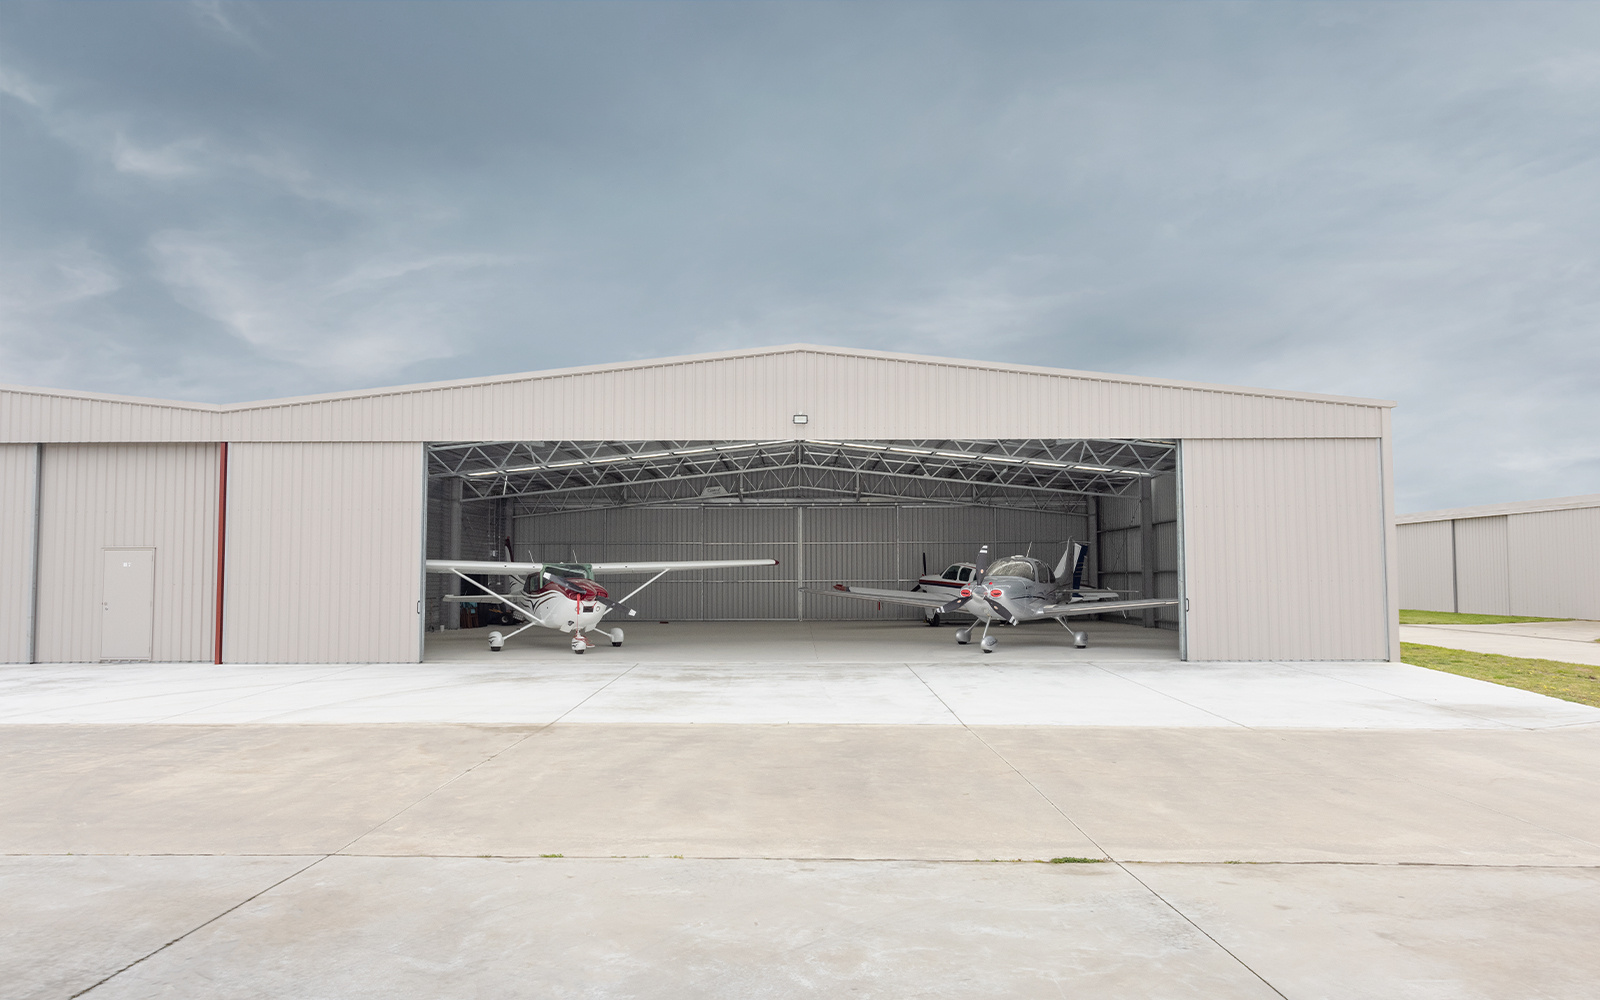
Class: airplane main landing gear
980,635,998,653
924,611,942,627
954,627,971,645
488,631,504,652
1073,631,1089,649
609,628,625,647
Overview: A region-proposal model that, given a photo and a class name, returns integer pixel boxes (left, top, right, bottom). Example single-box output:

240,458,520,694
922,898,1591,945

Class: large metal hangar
0,345,1398,664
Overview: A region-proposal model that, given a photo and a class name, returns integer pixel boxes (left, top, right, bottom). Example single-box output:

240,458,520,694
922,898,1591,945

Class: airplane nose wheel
954,627,971,645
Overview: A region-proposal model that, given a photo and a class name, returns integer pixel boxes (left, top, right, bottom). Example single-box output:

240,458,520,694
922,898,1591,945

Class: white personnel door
102,548,155,661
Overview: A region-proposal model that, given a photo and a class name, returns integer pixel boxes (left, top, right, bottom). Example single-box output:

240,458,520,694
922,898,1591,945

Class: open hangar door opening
422,438,1180,660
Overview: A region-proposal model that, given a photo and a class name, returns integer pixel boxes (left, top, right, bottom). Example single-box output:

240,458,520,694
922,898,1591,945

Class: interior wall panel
225,442,422,663
1507,508,1600,619
1452,516,1511,615
0,445,39,662
1182,439,1389,661
34,444,219,663
510,504,1084,622
1396,521,1456,613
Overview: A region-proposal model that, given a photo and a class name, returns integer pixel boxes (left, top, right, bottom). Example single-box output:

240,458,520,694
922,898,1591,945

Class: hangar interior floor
425,617,1180,663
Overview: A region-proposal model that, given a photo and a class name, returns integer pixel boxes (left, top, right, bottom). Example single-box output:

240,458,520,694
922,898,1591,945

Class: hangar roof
1,343,1394,444
1397,494,1600,523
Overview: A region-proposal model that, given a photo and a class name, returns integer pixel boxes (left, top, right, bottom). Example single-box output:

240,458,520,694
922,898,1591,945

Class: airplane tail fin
1055,542,1090,590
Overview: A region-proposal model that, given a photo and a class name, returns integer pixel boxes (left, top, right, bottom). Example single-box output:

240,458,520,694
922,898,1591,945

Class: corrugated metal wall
1453,516,1511,615
224,443,423,663
1182,438,1389,661
2,347,1388,444
0,445,39,663
33,444,219,663
1507,507,1600,619
1399,505,1599,620
1096,476,1180,628
509,505,1086,621
1396,520,1455,612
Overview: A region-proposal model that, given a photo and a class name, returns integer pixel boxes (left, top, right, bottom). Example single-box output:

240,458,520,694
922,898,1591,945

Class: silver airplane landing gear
954,627,971,645
488,631,504,652
979,617,998,653
1054,618,1090,648
609,628,625,647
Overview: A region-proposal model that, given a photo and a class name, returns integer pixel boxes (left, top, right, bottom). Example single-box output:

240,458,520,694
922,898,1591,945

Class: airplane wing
1032,597,1180,618
801,584,952,610
424,559,777,576
587,560,777,574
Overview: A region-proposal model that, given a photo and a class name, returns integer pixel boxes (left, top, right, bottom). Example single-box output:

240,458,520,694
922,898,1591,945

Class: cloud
188,0,263,52
0,243,122,317
147,230,518,380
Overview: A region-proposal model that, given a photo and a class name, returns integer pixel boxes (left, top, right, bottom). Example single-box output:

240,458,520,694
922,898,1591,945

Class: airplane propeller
936,544,1016,623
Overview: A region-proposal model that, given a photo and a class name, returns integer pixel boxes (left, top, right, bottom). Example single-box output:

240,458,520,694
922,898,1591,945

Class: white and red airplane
807,543,1176,653
427,557,777,653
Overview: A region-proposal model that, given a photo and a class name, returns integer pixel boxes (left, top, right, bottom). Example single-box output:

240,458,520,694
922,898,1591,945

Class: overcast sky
2,1,1597,511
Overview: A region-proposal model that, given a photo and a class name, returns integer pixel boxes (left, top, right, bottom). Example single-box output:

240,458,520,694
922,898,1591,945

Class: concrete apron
5,721,1600,998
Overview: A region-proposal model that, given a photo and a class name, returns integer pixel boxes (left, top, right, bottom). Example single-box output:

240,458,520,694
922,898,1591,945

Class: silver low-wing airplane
427,557,777,653
806,543,1177,653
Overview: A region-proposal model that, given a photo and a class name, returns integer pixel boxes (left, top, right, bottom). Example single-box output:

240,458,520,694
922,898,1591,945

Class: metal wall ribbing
1397,500,1600,619
1095,475,1180,628
1396,519,1456,612
0,444,39,662
1507,507,1600,619
1181,438,1390,661
223,443,423,663
1453,516,1512,615
509,505,1086,621
2,346,1388,444
33,444,219,663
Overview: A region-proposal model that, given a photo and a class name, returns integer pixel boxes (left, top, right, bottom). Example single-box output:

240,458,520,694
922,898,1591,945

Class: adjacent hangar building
1398,494,1600,619
1,345,1399,665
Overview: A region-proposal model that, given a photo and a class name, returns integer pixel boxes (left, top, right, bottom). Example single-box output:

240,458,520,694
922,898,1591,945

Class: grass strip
1401,642,1600,708
1399,609,1569,625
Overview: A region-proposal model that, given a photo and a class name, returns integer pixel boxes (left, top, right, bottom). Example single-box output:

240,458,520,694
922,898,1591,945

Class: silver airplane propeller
938,544,1008,619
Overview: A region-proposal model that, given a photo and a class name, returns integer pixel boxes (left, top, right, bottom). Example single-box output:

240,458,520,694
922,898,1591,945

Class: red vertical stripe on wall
214,441,228,664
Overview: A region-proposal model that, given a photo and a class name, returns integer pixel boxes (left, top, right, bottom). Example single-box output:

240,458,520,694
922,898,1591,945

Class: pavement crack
332,663,641,853
906,664,1288,1000
69,854,331,998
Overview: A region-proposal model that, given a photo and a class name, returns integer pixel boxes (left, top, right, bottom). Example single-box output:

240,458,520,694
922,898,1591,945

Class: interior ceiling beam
429,438,1173,510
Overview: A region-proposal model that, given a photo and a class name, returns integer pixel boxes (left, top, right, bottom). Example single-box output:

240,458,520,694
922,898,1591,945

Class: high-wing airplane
427,557,777,653
805,543,1177,653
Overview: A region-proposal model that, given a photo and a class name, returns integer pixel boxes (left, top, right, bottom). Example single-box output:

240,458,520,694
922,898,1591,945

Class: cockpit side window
942,565,962,581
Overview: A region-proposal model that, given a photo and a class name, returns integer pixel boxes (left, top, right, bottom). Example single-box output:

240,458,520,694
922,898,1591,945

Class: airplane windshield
985,559,1038,581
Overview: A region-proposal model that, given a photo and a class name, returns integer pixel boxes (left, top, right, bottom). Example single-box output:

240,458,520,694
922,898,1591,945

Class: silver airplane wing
1032,597,1180,618
802,584,952,610
425,559,776,576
